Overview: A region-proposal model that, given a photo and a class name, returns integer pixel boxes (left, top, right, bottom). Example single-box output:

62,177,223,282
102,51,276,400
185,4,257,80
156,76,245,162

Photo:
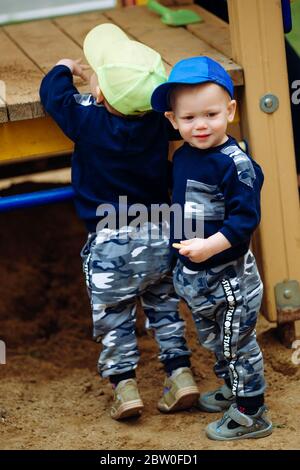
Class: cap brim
151,76,220,112
151,77,207,113
151,82,176,113
83,24,129,71
151,77,208,113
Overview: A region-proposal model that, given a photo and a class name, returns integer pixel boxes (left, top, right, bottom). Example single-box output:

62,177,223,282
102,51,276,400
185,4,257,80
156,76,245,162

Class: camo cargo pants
81,222,191,378
173,250,266,397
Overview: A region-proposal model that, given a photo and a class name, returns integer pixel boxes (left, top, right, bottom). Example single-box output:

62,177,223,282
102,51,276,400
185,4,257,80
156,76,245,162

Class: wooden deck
0,5,243,124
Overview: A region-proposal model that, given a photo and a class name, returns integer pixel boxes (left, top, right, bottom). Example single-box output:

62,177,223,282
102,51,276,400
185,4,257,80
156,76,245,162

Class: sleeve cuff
220,226,245,246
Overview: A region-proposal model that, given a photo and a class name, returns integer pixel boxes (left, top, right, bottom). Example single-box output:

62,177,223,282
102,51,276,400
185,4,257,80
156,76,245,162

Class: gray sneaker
198,384,235,412
158,367,199,413
206,403,273,441
110,379,144,420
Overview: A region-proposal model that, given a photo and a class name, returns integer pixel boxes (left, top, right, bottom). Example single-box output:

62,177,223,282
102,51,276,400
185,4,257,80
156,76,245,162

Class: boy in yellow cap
39,24,199,420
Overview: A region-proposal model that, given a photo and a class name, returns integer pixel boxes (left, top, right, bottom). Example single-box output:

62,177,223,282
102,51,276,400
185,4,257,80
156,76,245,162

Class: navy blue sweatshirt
40,65,176,232
172,137,264,270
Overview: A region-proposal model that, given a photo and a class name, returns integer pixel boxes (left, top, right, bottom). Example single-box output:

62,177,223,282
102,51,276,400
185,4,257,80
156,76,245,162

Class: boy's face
165,83,236,150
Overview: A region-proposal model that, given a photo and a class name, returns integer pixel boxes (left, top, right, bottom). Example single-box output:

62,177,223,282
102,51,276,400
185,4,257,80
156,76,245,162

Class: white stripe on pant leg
229,361,239,395
221,278,239,396
84,252,92,288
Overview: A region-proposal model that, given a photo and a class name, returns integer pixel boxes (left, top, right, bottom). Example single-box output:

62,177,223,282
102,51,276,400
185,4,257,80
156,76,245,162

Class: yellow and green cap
83,23,167,115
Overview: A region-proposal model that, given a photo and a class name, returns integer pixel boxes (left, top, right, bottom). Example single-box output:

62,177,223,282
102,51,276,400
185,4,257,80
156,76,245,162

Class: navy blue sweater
172,137,264,270
40,65,176,232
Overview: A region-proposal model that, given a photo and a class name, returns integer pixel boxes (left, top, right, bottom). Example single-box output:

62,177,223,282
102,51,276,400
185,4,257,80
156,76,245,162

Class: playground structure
0,0,299,344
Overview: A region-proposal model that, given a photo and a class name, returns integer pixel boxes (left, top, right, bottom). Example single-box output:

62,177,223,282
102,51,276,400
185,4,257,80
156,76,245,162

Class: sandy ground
0,183,299,450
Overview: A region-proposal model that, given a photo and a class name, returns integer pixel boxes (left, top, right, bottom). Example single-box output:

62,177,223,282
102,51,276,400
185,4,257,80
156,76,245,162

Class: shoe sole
158,387,200,413
206,424,273,441
111,400,144,420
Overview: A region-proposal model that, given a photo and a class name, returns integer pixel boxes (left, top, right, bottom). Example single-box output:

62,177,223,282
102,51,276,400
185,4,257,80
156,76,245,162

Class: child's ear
96,86,104,104
227,99,237,123
164,111,178,129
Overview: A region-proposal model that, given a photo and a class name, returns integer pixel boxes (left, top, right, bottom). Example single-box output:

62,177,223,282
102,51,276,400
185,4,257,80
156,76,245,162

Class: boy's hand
173,238,213,263
55,58,89,81
172,232,231,263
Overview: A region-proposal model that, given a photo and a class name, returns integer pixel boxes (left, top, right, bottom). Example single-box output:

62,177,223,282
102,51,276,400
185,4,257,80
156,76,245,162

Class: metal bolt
283,289,292,299
260,94,279,113
264,97,273,108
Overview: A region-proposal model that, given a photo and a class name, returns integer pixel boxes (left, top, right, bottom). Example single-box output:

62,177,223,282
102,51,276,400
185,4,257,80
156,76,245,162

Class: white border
0,1,116,25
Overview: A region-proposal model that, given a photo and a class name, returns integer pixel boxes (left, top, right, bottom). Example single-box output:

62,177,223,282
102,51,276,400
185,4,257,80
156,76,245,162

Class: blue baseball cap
151,56,234,112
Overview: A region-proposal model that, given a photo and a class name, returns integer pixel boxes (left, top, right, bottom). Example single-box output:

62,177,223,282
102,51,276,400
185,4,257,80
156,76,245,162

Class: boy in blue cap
40,25,199,420
151,56,272,440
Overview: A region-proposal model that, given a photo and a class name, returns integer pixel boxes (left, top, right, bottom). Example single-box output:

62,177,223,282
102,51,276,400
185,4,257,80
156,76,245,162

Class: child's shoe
158,367,199,412
205,403,273,440
110,378,144,420
198,383,235,412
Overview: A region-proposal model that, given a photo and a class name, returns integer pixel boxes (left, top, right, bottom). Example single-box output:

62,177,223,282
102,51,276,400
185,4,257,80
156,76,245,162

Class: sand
0,183,299,450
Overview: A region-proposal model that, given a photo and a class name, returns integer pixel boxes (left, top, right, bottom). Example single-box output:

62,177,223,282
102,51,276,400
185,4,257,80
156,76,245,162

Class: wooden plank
0,5,243,124
4,20,89,96
0,98,8,124
0,75,8,122
53,12,110,47
105,5,167,37
186,5,232,58
228,0,300,322
105,6,243,85
188,23,232,58
55,11,171,74
132,27,242,85
184,4,229,29
0,28,44,121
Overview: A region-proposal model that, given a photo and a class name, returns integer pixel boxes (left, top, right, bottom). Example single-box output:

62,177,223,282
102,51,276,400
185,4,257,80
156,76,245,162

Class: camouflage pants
81,223,190,378
173,250,266,397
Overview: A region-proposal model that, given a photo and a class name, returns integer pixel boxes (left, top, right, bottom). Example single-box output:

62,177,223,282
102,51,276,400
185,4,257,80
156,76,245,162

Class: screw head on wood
283,289,292,299
260,94,279,113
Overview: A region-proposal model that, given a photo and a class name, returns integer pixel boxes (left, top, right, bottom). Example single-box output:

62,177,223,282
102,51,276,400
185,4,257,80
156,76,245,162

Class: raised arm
39,59,89,142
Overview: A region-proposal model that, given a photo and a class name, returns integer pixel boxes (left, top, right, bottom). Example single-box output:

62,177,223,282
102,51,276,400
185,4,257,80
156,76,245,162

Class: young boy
151,56,272,440
39,24,199,420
